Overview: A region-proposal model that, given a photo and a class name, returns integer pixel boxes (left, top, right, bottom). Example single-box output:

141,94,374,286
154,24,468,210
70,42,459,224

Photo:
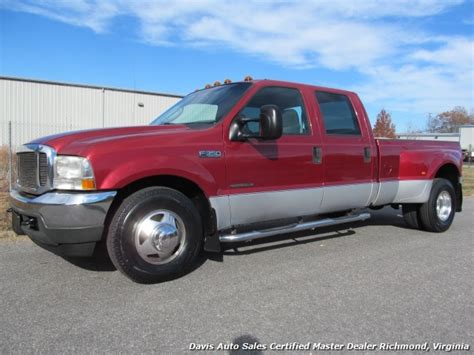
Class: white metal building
0,76,182,147
459,125,474,154
397,127,474,159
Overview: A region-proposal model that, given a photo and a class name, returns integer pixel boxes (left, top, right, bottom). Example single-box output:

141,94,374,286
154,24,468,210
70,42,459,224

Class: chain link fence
0,121,15,193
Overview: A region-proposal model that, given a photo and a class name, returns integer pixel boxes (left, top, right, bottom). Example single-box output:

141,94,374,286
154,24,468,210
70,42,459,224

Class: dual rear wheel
402,178,456,233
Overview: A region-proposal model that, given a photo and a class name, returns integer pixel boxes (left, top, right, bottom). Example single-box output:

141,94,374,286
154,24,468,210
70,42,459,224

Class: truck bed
376,139,462,182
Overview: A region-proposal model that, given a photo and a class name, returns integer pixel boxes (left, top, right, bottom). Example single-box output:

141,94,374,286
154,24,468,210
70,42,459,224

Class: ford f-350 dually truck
10,79,463,283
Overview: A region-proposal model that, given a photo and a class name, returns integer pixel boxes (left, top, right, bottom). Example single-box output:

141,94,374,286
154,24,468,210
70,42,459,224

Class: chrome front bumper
9,189,116,256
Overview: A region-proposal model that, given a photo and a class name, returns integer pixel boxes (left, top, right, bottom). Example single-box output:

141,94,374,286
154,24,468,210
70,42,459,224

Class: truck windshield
151,83,252,126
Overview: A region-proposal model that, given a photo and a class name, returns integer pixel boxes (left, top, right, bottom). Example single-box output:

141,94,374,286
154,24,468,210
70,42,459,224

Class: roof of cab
251,79,357,96
195,78,357,96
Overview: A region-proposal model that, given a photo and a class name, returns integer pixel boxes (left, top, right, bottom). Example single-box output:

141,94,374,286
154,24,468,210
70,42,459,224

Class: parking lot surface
0,200,473,353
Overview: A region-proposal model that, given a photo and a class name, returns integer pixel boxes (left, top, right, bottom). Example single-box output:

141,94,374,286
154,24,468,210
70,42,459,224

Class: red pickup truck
10,79,463,283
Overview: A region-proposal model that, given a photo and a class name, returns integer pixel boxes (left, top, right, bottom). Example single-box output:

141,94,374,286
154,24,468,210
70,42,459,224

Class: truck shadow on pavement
62,241,209,277
62,206,410,275
62,249,116,272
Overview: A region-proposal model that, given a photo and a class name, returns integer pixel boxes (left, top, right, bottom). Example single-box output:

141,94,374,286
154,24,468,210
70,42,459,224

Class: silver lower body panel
211,180,433,230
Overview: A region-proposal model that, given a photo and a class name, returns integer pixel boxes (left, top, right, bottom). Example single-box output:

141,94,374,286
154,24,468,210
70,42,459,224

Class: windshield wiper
157,120,215,126
182,120,216,125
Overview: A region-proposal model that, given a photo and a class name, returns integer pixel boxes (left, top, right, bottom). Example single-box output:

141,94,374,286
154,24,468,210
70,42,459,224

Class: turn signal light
81,178,96,190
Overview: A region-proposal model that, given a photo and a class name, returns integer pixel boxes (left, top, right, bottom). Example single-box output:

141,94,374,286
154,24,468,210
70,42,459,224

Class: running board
219,212,371,243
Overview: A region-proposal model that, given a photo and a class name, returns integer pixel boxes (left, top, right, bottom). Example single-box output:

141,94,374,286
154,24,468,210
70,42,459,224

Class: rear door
313,90,377,212
224,85,324,227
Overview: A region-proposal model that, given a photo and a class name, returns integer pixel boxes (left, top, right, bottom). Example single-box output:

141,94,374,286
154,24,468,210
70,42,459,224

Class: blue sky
1,0,473,132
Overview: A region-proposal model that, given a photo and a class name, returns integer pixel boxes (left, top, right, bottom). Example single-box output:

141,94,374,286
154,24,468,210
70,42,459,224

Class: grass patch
0,192,12,236
462,165,474,197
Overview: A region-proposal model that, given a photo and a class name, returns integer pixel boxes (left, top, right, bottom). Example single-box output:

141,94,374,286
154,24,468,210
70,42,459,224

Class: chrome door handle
364,147,371,163
313,147,322,164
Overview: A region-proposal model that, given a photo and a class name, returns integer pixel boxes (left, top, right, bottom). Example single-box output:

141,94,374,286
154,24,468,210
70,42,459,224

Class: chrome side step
219,212,371,243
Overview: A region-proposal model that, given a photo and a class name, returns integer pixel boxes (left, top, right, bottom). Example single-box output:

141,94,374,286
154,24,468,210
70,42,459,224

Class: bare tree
426,113,439,133
427,106,474,133
406,122,423,134
373,109,396,138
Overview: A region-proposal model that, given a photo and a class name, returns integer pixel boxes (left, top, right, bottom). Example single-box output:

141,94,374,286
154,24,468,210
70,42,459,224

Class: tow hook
21,217,37,228
7,208,33,227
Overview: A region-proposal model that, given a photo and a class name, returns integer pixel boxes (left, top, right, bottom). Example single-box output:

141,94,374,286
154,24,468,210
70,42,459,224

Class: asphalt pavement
0,199,473,353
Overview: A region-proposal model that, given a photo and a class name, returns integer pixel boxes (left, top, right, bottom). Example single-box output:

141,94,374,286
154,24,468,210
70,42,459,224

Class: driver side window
240,87,309,135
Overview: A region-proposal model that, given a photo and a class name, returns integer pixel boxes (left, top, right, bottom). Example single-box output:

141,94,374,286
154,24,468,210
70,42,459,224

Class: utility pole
8,120,12,191
102,88,105,127
427,112,433,133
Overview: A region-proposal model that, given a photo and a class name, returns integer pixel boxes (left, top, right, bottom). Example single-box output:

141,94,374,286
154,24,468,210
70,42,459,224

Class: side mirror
229,104,283,141
259,105,283,140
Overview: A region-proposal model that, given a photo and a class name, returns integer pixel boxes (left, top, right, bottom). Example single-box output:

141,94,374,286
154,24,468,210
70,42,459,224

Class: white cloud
4,0,121,32
355,37,474,115
4,0,464,68
355,63,473,111
411,38,474,71
3,0,473,118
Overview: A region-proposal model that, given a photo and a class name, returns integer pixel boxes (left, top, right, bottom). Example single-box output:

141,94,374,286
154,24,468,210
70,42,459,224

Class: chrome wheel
134,210,186,265
436,191,452,222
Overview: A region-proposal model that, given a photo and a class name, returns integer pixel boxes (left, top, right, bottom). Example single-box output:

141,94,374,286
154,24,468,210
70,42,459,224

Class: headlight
53,156,96,190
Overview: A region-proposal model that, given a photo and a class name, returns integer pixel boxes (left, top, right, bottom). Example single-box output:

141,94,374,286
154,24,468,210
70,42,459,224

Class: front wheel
419,178,456,233
106,187,203,283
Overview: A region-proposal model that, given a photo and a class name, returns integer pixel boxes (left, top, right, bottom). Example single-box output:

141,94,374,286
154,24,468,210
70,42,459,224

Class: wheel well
108,175,214,238
435,164,459,188
435,163,462,212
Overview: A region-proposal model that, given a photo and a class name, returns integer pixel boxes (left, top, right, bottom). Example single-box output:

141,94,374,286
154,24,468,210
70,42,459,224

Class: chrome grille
16,144,54,194
18,152,39,189
39,153,48,186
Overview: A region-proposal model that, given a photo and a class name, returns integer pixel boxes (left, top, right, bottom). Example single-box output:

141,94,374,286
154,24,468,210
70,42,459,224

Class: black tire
106,187,203,283
402,204,421,229
419,178,456,233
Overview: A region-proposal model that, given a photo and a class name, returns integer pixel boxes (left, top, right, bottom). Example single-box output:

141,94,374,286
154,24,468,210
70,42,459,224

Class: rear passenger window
315,91,361,135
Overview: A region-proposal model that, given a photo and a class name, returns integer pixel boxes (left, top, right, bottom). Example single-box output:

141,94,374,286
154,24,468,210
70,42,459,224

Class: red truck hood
30,125,191,155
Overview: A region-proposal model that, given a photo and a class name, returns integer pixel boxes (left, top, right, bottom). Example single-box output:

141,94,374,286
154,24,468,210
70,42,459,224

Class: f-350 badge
199,150,222,158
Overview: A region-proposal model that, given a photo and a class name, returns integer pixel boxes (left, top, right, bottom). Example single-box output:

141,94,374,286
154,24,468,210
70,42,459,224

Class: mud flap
456,183,463,212
203,208,221,252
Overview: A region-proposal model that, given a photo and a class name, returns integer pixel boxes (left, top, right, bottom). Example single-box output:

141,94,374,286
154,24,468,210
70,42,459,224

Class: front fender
95,154,222,197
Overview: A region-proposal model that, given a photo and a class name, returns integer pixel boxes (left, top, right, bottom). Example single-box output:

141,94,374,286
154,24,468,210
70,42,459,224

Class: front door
224,85,324,227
